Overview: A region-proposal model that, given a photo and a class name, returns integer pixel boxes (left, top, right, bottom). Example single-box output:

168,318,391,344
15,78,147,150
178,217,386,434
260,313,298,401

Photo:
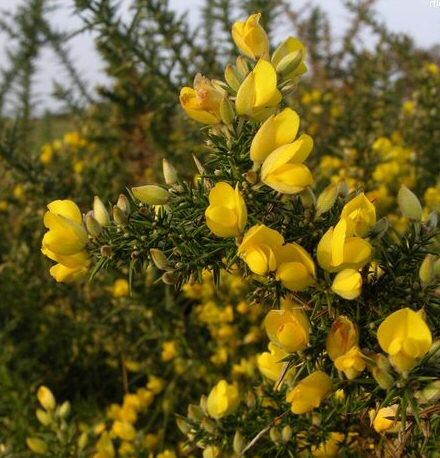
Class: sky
0,0,439,114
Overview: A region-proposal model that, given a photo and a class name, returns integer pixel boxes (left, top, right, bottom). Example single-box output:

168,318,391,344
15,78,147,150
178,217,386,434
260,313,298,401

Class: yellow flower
157,451,177,458
205,182,247,237
377,308,432,373
161,341,178,362
42,200,90,282
180,74,224,124
112,421,137,441
369,405,401,434
261,134,314,194
250,108,300,164
331,268,362,300
37,386,56,411
40,144,54,164
96,432,115,458
334,346,366,379
311,432,345,457
276,242,316,291
257,342,290,381
238,224,284,275
340,193,376,237
206,380,240,419
271,37,307,78
231,13,269,60
326,316,359,361
112,278,129,297
264,300,310,353
286,371,332,414
148,376,165,394
317,218,372,273
235,59,282,121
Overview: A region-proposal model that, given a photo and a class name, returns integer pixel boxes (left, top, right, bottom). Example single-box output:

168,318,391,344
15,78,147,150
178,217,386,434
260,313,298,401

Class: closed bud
419,254,435,286
416,380,440,404
369,217,389,239
244,170,257,184
36,409,52,426
187,404,204,422
326,316,359,361
58,401,71,419
176,418,191,435
201,417,216,433
162,159,178,185
270,426,282,444
276,50,303,76
246,390,256,409
372,366,394,390
161,271,177,285
116,194,130,216
85,212,102,237
225,64,242,91
192,154,206,175
316,183,339,217
150,249,169,270
427,211,438,230
113,205,128,225
220,95,235,125
132,185,170,205
281,425,293,443
398,185,422,220
93,196,110,226
26,438,48,455
233,430,245,453
236,56,250,79
37,386,56,411
300,187,316,208
78,432,88,450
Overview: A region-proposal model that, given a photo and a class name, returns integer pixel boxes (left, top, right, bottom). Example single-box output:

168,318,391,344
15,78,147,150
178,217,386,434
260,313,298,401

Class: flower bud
100,245,112,257
132,185,170,205
398,185,422,220
315,183,339,217
275,49,303,77
225,64,242,91
116,194,130,215
161,271,177,285
372,365,394,390
326,316,359,361
419,254,435,286
36,409,51,426
187,404,204,422
270,426,282,444
37,386,56,411
281,425,293,442
331,268,362,300
203,446,221,458
150,249,169,270
236,56,251,78
78,432,88,450
162,159,178,185
220,95,235,125
26,438,48,455
416,380,440,404
176,418,190,435
93,196,110,226
300,187,315,208
113,205,128,225
58,400,71,419
85,212,102,237
233,430,246,453
232,13,269,60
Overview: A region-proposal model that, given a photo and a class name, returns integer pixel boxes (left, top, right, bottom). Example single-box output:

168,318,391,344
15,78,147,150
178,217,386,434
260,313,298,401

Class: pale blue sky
0,0,439,113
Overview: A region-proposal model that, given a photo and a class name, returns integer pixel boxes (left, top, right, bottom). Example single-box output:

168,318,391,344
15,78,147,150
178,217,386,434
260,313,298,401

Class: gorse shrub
35,11,440,458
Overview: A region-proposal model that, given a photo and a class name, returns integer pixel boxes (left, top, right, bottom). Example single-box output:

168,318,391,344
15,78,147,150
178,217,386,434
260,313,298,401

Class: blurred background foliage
0,0,439,456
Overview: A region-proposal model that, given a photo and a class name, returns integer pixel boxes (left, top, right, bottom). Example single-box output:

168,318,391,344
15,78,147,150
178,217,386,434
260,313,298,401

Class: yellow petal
47,200,82,225
263,163,313,194
253,60,281,108
331,269,362,300
250,108,300,163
